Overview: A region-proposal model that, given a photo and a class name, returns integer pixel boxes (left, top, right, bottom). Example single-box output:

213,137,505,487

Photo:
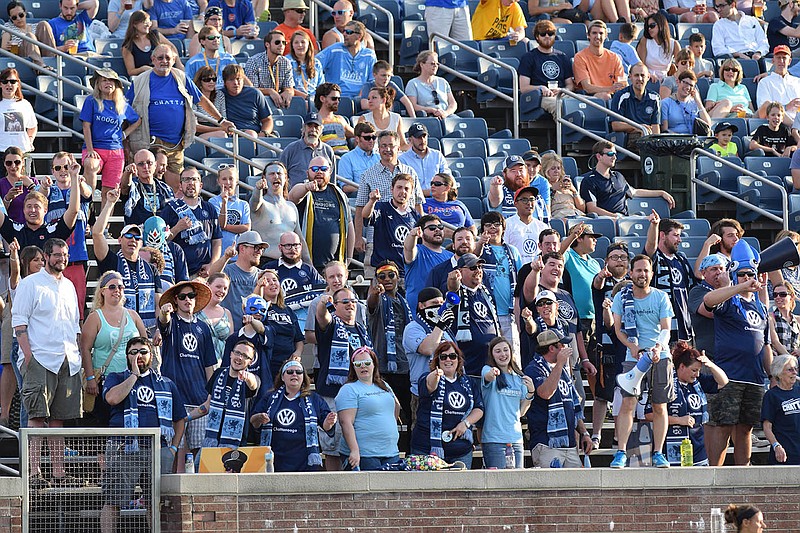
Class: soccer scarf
260,386,323,467
117,252,156,329
326,315,370,386
203,367,248,449
380,293,412,372
620,284,639,347
481,243,518,313
123,370,174,452
429,374,474,459
533,355,571,448
166,198,207,246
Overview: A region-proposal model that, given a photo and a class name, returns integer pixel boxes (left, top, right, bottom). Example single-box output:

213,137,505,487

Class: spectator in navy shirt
216,63,273,137
610,63,661,150
519,19,574,117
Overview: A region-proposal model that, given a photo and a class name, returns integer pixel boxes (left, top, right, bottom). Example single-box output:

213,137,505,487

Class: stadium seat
72,94,88,132
743,235,762,252
566,216,617,240
695,155,743,203
479,40,529,62
553,23,587,41
486,138,531,157
29,0,61,19
272,115,304,138
183,140,207,165
460,197,485,219
677,218,711,237
337,96,356,119
552,40,576,57
230,39,266,56
400,21,428,66
441,138,487,158
678,236,707,260
437,40,481,81
257,21,278,36
443,117,489,139
88,57,126,78
617,217,650,237
626,197,671,218
614,235,646,255
745,156,792,184
550,218,567,237
401,117,443,139
476,57,519,102
0,58,37,87
95,38,124,56
404,0,426,20
359,0,401,39
455,175,483,198
562,157,579,179
447,156,488,177
561,97,608,145
486,156,506,175
591,236,610,259
255,137,297,158
207,137,257,160
36,75,86,122
286,96,309,117
677,23,714,40
737,175,786,223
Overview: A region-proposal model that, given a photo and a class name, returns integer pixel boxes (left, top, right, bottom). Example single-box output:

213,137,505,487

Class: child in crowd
208,165,251,253
709,121,739,156
752,101,796,157
609,23,641,75
688,33,715,78
357,60,415,117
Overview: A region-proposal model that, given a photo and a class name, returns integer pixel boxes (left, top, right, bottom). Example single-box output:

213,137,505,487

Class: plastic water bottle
629,453,640,467
264,451,275,473
549,457,562,468
680,438,694,467
185,453,195,474
709,508,724,533
583,454,591,468
504,444,514,469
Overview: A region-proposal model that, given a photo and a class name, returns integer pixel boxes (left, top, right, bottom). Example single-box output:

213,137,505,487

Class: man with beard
403,287,455,428
208,230,269,329
101,337,185,533
689,253,730,359
160,167,222,276
504,184,550,265
610,254,675,469
362,173,420,278
36,0,99,55
590,241,630,448
289,156,354,273
251,162,309,262
321,0,375,50
426,226,479,293
404,214,454,312
95,189,163,334
477,211,523,361
398,123,450,194
13,238,82,488
217,64,273,137
316,82,354,157
316,20,376,98
304,260,367,351
263,231,325,330
645,214,699,344
519,19,574,117
244,29,295,109
445,253,501,376
122,149,175,226
275,0,318,52
280,113,336,187
488,155,549,223
693,218,743,278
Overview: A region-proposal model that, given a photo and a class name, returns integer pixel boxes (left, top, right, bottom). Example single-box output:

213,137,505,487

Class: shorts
1,301,12,365
102,441,173,506
595,351,622,403
21,356,82,420
707,381,765,427
319,395,342,456
180,404,206,450
82,147,125,189
151,137,184,175
530,443,582,468
620,357,676,404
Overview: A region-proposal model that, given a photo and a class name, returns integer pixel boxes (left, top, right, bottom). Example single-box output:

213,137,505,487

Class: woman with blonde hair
541,153,584,218
406,51,460,119
288,30,325,99
422,172,476,236
704,58,754,118
198,272,233,364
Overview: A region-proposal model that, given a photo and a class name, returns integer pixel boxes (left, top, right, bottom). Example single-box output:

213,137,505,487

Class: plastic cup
68,42,78,54
180,19,192,33
737,108,747,118
752,2,763,17
9,44,19,55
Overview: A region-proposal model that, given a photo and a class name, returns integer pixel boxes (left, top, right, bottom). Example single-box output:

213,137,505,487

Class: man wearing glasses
321,0,375,50
398,123,450,195
316,20,377,99
504,184,550,265
404,214,453,313
160,167,223,276
579,140,674,217
280,113,336,187
315,82,354,156
244,29,295,108
711,0,768,69
121,149,175,225
338,122,379,193
519,20,574,117
185,25,240,88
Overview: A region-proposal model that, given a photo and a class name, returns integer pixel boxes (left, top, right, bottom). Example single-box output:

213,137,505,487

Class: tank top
645,39,672,81
362,111,400,135
320,118,349,156
199,309,232,363
93,309,141,375
132,42,153,69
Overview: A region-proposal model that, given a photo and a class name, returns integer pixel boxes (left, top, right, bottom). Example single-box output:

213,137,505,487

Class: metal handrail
690,148,788,230
358,0,394,59
0,424,19,476
555,89,648,161
428,32,519,138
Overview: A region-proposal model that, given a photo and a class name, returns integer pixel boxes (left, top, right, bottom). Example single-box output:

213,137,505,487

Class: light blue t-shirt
487,243,522,317
316,44,377,98
661,97,700,134
564,247,601,320
609,41,640,75
335,380,400,457
403,320,454,396
185,52,239,89
208,195,251,252
480,365,526,444
611,288,674,362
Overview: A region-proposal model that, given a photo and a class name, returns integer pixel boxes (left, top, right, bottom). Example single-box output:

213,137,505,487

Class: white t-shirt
0,98,36,152
504,214,549,264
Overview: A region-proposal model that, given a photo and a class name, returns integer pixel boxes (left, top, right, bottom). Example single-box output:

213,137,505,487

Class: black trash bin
635,134,711,214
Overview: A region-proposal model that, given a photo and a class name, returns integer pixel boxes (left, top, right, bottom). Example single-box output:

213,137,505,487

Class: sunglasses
537,31,555,37
127,348,150,356
343,29,358,35
439,352,458,361
331,9,352,15
4,160,21,167
176,292,197,300
290,8,307,13
272,40,287,45
217,163,235,170
603,151,617,157
205,35,221,40
52,164,71,171
466,265,483,271
10,12,25,20
723,67,738,72
424,224,444,231
430,181,447,187
647,22,657,28
328,96,341,101
104,283,124,291
201,76,217,83
284,369,304,375
136,160,154,167
714,2,729,7
1,79,18,85
361,134,376,141
738,271,756,278
377,271,397,280
310,165,329,172
122,232,143,241
353,360,372,368
774,292,789,298
536,300,555,306
336,298,358,304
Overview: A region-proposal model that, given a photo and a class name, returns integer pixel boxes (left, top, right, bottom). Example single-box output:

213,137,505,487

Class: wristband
217,116,225,125
581,358,590,364
86,374,96,381
772,442,782,450
187,413,193,422
168,445,178,453
525,392,535,400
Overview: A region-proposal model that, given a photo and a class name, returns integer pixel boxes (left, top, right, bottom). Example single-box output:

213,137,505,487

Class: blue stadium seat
359,0,401,39
479,40,529,62
566,216,617,240
400,21,428,66
230,39,266,56
476,57,519,101
255,137,297,158
455,175,483,197
486,138,531,157
552,40,576,57
737,175,786,223
337,96,356,119
401,117,443,139
553,23,587,41
286,96,309,117
29,0,61,19
550,218,567,237
591,236,611,259
614,235,647,255
443,117,489,139
741,79,758,106
561,98,608,144
486,156,506,175
745,156,792,183
460,197,485,219
257,21,278,36
626,196,671,218
562,157,579,179
272,115,304,138
72,94,88,132
617,217,650,237
88,57,126,78
95,38,125,56
36,75,86,122
437,40,481,81
743,236,762,252
207,137,256,160
441,138,487,158
0,57,37,87
678,237,707,260
678,23,714,40
183,140,207,165
404,0,426,20
696,155,744,203
677,218,711,237
447,156,488,177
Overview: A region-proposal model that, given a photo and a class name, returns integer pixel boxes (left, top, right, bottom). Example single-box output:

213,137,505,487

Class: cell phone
14,181,22,188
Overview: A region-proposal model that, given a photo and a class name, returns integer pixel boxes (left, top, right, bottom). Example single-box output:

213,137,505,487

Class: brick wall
159,468,800,533
0,496,22,533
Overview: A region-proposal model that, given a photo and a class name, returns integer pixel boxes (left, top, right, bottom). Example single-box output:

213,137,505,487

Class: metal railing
428,32,519,138
0,424,19,476
690,148,788,230
555,89,648,161
308,0,394,59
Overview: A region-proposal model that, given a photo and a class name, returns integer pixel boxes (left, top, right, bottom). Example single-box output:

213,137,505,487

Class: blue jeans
11,340,27,429
357,455,400,471
482,442,524,469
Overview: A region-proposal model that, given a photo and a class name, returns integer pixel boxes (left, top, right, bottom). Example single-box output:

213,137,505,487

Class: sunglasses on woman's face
439,353,458,361
647,22,657,29
377,271,397,280
353,360,372,368
10,12,25,21
1,79,18,85
284,369,304,375
4,159,21,167
176,292,197,301
201,76,217,83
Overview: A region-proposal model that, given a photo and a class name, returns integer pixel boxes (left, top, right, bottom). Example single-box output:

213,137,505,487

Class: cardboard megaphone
757,237,800,274
617,351,653,396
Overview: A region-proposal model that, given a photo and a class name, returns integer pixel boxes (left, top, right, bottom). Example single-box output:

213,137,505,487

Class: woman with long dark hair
0,68,36,156
122,10,182,76
636,12,679,81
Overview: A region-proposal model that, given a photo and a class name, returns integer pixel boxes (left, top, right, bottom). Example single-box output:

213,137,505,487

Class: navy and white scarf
260,386,323,467
326,315,370,386
123,370,174,452
125,178,174,218
620,283,638,347
381,293,412,372
429,374,474,459
203,368,248,448
533,356,571,448
455,285,499,342
166,198,207,246
117,252,156,329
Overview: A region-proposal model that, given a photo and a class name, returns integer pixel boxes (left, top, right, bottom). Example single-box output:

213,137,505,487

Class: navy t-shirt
518,48,573,87
262,260,325,310
411,374,484,461
761,382,800,465
367,200,420,276
660,374,717,465
160,199,222,275
524,355,582,448
767,14,795,51
224,86,271,133
610,88,660,127
578,169,633,215
104,371,186,430
125,72,202,144
301,187,345,272
520,286,582,369
266,306,304,377
80,97,140,151
158,316,217,405
251,392,331,472
713,296,770,384
204,366,259,446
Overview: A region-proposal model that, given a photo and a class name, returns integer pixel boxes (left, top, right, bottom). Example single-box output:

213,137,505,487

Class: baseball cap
305,112,322,126
522,150,541,163
714,121,739,134
503,154,525,170
534,289,557,304
456,253,485,269
536,329,571,347
205,6,222,19
237,231,269,247
513,186,540,201
407,123,428,138
774,45,792,56
120,224,141,236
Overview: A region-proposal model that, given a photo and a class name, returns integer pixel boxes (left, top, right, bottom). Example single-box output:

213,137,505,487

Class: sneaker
652,451,670,468
610,450,627,468
751,433,770,448
591,436,601,450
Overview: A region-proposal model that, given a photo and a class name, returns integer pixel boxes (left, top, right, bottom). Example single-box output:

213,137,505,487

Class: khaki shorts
530,443,582,468
707,381,765,427
151,137,185,175
620,357,676,404
21,357,82,420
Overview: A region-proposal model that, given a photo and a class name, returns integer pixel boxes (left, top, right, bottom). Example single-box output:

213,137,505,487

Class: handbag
693,117,712,136
84,310,128,413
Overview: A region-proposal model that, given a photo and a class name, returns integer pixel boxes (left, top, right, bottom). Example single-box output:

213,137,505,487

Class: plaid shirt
244,53,295,92
356,161,424,208
772,309,800,353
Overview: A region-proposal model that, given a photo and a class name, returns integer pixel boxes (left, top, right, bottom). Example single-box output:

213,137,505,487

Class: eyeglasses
104,283,124,291
201,76,217,83
430,181,447,187
122,232,143,241
377,271,397,280
602,151,617,157
280,242,302,248
786,366,799,373
516,197,536,204
681,80,697,89
361,135,376,141
424,224,444,231
353,360,372,368
608,254,628,261
647,22,657,28
4,160,21,167
154,55,173,61
241,243,266,251
484,222,503,229
136,160,154,167
336,298,358,304
466,265,483,271
9,12,25,20
284,369,304,375
678,60,692,66
310,165,329,172
176,292,197,300
127,348,150,356
205,35,221,40
332,9,352,15
231,349,254,361
439,352,458,361
714,2,729,7
343,29,358,35
738,271,756,279
774,292,789,298
1,79,18,85
52,164,71,171
536,300,555,306
537,31,555,37
272,40,286,45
